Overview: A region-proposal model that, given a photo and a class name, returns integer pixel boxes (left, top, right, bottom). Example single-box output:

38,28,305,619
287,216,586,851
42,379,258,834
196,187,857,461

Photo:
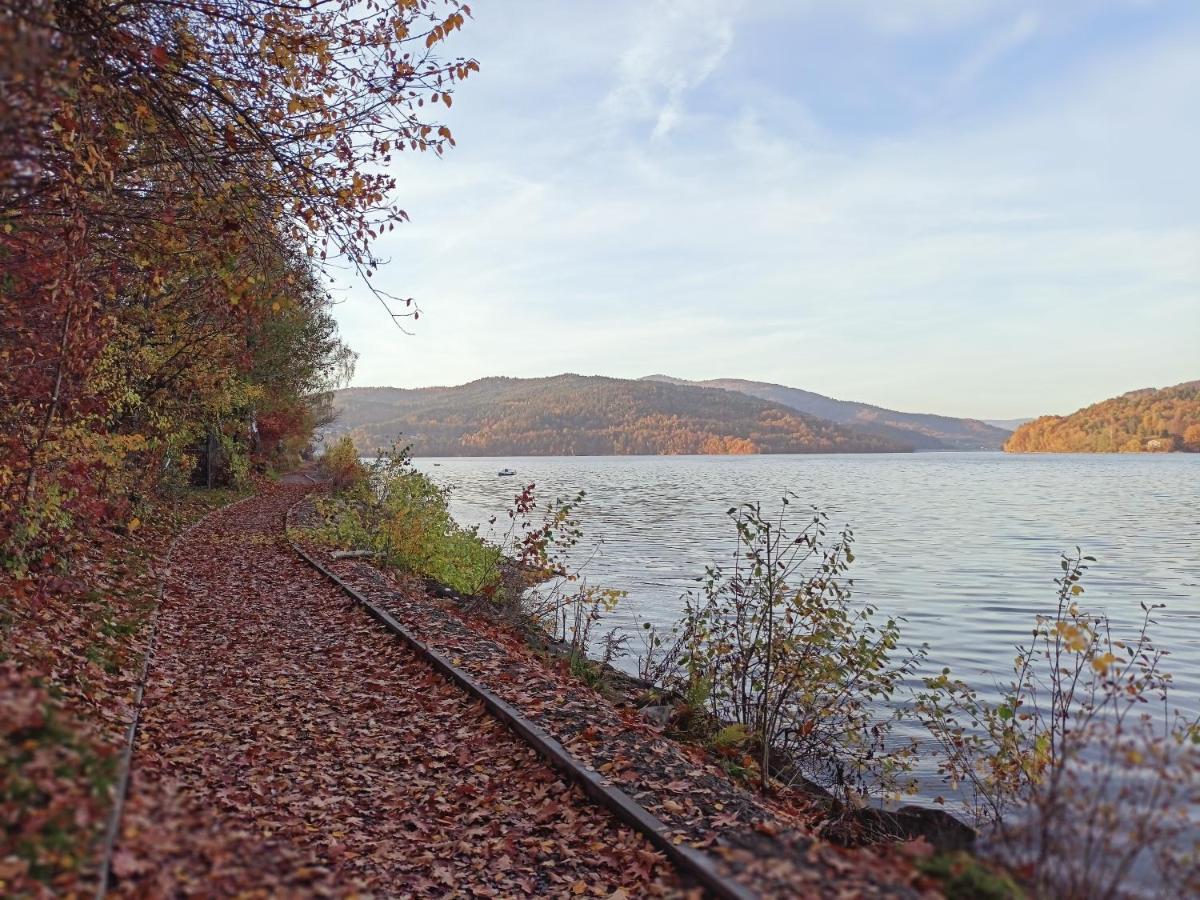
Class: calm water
412,452,1200,801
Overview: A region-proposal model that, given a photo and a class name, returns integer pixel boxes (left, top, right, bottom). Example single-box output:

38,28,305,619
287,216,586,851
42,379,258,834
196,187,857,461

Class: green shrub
713,723,751,750
312,453,624,667
318,435,365,490
416,523,503,596
642,496,925,800
916,852,1025,900
218,432,251,488
313,448,501,597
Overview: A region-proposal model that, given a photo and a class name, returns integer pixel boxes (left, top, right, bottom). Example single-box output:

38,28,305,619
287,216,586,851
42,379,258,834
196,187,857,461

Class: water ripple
416,452,1200,800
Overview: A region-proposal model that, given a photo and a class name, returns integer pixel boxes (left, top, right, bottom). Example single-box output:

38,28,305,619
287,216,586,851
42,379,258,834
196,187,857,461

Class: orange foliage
1005,381,1200,453
1185,424,1200,451
332,376,911,456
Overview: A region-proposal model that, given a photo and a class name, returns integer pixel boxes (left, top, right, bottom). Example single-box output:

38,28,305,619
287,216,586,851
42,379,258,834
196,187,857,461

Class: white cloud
948,10,1041,89
338,2,1200,419
603,0,741,138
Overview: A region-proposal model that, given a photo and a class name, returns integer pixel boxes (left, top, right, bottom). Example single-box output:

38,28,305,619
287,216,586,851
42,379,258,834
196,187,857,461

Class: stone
638,704,676,728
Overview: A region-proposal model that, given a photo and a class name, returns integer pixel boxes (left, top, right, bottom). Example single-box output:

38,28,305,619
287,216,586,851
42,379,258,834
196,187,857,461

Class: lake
412,452,1200,802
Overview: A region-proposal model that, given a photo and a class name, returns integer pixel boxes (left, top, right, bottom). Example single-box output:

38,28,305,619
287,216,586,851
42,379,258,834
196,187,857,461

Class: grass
916,852,1025,899
311,459,505,599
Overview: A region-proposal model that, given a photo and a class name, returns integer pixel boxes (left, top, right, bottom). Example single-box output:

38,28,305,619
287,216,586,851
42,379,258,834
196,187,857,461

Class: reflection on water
412,452,1200,803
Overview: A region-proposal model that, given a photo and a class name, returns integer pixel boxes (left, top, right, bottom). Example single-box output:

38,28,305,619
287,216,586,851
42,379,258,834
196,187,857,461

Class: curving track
109,486,684,897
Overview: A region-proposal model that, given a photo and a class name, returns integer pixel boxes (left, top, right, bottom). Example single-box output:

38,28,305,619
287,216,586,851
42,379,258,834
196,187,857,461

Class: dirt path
111,486,683,897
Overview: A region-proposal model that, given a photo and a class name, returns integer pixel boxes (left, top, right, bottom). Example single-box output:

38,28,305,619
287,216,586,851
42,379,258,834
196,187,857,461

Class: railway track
104,483,924,898
101,486,699,897
287,504,757,900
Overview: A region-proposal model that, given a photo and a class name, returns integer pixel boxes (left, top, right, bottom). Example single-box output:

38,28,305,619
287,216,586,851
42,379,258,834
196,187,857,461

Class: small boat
497,468,517,477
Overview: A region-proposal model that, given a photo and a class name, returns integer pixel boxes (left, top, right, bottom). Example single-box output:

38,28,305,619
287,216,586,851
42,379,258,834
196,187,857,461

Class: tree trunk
206,428,217,489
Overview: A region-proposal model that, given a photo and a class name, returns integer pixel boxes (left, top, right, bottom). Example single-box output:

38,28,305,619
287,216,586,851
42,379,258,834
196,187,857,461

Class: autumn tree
1184,424,1200,452
1,2,479,890
1,0,478,566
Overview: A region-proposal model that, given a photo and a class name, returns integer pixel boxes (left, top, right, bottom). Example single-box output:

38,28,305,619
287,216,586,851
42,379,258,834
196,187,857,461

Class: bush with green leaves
641,495,925,800
314,448,501,597
318,434,365,490
915,552,1200,898
312,454,625,650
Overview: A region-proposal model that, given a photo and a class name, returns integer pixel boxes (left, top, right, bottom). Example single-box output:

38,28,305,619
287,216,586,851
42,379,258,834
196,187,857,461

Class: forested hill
1004,381,1200,453
332,375,913,456
642,376,1010,450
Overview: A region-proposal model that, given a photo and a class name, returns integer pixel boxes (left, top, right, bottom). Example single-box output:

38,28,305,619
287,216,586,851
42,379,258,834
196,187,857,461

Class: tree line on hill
1004,381,1200,453
643,375,1012,451
332,376,912,455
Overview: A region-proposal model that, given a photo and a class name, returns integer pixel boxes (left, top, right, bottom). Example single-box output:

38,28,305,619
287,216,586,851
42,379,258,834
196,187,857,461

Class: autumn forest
1004,380,1200,453
1,1,476,893
2,1,1198,898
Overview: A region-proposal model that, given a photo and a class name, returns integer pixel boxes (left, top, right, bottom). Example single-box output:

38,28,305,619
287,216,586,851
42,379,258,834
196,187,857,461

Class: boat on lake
497,467,517,476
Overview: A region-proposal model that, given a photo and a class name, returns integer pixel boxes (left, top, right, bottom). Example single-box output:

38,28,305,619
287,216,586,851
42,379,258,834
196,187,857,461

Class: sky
332,0,1200,419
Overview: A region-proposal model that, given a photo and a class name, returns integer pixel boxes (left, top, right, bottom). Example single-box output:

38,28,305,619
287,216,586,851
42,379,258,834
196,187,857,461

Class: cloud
603,0,741,138
782,0,1005,36
948,10,1041,89
339,2,1200,418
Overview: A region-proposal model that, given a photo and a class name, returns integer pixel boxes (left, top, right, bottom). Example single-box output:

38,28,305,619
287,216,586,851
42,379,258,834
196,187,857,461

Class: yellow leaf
128,517,141,531
571,881,587,895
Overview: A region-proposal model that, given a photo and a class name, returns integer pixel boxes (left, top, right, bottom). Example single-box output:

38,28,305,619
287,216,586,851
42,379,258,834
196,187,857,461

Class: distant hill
642,376,1010,451
331,375,913,456
983,418,1032,432
1004,381,1200,453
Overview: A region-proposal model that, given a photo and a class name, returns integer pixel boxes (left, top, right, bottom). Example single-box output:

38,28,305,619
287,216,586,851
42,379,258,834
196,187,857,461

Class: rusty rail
96,493,258,899
286,498,757,900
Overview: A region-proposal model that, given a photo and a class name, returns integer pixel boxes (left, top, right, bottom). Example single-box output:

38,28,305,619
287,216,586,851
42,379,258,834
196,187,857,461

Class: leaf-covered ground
1,488,247,897
291,497,937,899
112,486,684,897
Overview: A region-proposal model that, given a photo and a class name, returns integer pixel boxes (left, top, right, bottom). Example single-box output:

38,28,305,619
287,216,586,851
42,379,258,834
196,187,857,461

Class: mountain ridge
1004,380,1200,453
330,374,913,456
640,375,1011,451
982,418,1032,431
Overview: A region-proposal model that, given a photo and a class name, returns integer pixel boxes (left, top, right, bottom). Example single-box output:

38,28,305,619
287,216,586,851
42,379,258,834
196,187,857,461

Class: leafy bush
915,552,1200,898
641,496,925,799
218,432,252,489
318,435,365,490
314,448,501,597
489,484,627,657
313,459,625,649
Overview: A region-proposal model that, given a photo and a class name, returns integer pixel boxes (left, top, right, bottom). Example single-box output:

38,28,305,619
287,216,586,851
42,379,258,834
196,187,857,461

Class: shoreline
289,490,992,895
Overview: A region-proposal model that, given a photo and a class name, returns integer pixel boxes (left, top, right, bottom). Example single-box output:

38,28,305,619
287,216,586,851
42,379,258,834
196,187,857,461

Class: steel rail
96,492,259,899
286,498,758,900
